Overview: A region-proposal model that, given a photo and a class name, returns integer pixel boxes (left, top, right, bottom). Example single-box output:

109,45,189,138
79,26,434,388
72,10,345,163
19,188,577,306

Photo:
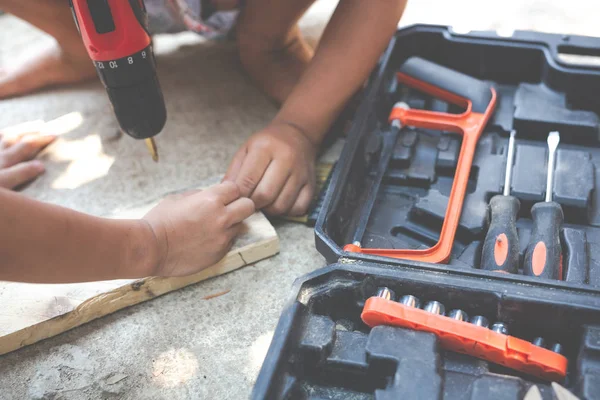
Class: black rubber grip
399,57,493,113
523,202,564,280
562,228,588,284
481,195,520,273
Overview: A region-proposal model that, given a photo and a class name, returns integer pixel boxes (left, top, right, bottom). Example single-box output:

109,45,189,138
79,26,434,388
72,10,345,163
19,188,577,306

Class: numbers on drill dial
94,46,154,88
97,54,142,70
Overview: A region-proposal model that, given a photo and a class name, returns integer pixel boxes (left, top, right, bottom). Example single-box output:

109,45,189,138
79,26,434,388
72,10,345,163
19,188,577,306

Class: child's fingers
264,174,302,215
26,134,56,149
288,184,314,217
0,120,46,148
0,160,45,189
206,181,242,205
232,150,272,197
223,146,247,182
1,135,56,167
225,197,255,226
178,189,202,198
249,160,290,209
19,131,56,144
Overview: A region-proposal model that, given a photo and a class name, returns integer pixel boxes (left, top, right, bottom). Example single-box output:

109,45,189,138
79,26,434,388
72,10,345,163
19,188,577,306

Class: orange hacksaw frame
344,71,497,264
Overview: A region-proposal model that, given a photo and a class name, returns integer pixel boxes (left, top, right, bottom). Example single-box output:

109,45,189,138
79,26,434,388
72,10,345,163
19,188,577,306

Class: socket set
252,263,600,399
363,287,567,381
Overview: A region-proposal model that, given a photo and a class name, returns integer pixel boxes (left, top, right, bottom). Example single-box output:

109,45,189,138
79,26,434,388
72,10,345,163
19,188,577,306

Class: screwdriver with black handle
524,131,564,280
481,130,520,273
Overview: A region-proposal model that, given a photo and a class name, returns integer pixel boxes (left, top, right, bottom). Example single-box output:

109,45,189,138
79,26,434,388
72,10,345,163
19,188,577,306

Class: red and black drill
69,0,166,161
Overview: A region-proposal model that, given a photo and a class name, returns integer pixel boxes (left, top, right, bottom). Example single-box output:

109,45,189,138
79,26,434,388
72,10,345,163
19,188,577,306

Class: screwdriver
481,130,520,273
524,131,563,280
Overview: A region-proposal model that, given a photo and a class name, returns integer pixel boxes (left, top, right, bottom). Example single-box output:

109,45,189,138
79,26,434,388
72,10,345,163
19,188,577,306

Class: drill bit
145,138,159,162
532,337,546,347
399,295,421,309
448,309,469,322
470,315,489,328
491,322,509,335
424,301,445,315
375,287,395,301
551,343,563,354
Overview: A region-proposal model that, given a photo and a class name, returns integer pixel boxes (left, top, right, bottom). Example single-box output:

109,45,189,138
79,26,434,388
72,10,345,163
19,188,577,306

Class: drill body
70,0,167,141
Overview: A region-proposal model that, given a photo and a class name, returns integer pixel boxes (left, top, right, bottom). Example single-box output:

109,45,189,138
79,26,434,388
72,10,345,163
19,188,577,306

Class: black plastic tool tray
316,24,600,289
252,25,600,399
252,264,600,399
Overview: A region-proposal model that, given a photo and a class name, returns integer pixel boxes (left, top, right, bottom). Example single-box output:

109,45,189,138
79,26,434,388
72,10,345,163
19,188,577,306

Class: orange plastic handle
361,297,568,382
344,72,497,264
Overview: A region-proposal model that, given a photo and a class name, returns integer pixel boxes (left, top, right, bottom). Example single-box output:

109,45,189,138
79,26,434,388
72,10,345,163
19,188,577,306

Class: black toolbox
252,25,600,399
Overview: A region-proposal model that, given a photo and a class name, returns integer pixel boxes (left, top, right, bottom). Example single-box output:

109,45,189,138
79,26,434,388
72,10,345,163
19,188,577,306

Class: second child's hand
0,126,56,190
223,121,317,217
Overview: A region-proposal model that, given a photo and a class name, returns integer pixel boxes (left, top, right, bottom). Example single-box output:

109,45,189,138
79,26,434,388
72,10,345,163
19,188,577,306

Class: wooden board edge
0,236,279,356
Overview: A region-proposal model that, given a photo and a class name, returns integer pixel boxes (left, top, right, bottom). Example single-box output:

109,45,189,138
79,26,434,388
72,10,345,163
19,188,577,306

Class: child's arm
225,0,407,216
0,182,254,283
275,0,408,146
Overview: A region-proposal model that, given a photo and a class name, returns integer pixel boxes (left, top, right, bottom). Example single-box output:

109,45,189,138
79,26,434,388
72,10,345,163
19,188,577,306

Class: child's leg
0,0,97,99
235,0,316,104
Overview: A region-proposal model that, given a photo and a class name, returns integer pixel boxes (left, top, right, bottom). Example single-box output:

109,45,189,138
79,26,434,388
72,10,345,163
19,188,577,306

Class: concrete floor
0,1,599,399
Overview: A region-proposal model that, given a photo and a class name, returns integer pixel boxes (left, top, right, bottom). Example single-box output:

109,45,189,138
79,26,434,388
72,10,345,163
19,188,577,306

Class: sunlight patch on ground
247,331,274,374
151,348,199,388
50,134,114,190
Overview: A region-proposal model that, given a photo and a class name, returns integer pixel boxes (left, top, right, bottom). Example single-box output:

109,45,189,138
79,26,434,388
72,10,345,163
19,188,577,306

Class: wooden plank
0,187,279,356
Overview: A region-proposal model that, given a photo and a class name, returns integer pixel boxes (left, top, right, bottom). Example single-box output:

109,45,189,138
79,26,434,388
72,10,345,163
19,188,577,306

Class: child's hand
142,181,255,277
223,122,317,216
0,130,56,189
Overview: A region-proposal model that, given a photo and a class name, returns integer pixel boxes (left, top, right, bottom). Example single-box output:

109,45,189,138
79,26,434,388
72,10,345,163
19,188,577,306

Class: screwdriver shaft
503,130,516,196
545,132,559,202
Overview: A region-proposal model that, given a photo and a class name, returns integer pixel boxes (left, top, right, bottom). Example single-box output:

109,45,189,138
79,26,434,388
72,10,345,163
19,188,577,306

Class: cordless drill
69,0,166,161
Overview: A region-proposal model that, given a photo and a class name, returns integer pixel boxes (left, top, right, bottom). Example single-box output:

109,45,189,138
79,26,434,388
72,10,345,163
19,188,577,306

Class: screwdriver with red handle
523,131,564,280
481,130,520,273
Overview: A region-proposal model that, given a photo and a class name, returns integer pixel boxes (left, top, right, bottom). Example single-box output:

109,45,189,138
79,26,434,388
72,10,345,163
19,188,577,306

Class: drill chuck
96,46,167,139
